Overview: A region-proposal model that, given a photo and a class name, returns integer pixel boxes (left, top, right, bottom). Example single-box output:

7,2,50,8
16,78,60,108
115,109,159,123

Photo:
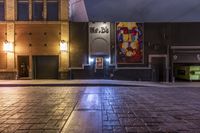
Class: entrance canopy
70,0,200,22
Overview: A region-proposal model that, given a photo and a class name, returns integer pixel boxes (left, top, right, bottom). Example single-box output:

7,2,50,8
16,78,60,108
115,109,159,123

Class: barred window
17,0,29,20
33,0,44,20
0,0,4,21
47,0,58,21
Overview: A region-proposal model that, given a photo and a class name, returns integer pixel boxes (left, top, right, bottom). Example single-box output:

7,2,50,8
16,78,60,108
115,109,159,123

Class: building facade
0,0,69,79
1,0,200,81
68,0,200,82
69,22,200,82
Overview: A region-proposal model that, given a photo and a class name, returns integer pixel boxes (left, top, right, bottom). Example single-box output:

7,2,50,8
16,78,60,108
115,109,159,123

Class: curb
0,84,148,87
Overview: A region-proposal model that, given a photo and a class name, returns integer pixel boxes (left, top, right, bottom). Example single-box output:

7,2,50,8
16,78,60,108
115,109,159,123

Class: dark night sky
81,0,200,22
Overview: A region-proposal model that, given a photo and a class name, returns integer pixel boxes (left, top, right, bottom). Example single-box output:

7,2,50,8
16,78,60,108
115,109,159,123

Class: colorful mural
116,22,143,64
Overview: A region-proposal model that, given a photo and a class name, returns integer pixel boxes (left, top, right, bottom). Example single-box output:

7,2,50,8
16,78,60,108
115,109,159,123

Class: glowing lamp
89,57,94,63
106,57,110,63
3,41,14,53
60,40,68,52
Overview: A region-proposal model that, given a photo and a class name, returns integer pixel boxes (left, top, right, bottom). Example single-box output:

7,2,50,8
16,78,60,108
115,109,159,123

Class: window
47,0,58,20
0,0,4,21
17,0,29,20
33,0,43,20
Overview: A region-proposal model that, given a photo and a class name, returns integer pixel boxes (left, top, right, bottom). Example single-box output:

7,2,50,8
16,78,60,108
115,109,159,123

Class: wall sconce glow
60,40,68,52
89,57,94,63
106,57,110,63
3,41,14,53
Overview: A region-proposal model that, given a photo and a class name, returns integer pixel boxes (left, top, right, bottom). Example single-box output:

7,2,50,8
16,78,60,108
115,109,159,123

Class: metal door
33,56,58,79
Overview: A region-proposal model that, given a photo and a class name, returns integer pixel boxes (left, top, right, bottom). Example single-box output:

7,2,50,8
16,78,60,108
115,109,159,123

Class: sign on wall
89,22,110,56
116,22,143,64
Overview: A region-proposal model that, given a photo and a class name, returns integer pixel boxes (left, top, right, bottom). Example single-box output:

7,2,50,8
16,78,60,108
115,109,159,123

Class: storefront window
0,0,4,21
47,0,58,21
17,0,29,21
33,0,43,20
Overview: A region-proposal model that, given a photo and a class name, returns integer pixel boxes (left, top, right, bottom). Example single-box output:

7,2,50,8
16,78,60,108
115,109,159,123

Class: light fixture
102,22,107,27
89,57,94,63
105,57,110,63
197,54,200,61
3,41,14,53
173,55,178,60
60,40,68,52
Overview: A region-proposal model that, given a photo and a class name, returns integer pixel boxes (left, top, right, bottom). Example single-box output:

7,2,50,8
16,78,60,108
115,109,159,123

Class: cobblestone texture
101,87,200,133
0,86,200,132
0,87,84,133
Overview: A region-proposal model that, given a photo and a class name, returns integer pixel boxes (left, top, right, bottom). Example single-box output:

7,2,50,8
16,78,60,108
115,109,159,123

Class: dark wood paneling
69,22,88,67
171,23,200,45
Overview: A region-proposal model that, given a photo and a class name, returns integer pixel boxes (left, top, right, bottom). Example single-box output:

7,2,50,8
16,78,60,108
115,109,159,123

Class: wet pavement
0,86,200,133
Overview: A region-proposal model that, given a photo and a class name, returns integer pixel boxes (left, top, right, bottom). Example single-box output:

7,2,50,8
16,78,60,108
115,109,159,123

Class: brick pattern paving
0,86,200,133
102,87,200,133
0,87,84,133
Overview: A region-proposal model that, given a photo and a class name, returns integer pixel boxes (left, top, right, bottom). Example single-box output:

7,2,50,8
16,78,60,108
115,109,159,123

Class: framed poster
95,57,103,69
116,22,143,64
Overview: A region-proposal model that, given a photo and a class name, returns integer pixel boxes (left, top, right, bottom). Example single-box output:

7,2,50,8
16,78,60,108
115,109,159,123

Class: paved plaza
0,85,200,133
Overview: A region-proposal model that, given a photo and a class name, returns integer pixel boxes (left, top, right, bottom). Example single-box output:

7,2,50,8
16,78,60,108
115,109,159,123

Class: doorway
151,57,166,82
94,57,109,79
33,56,59,79
18,56,29,78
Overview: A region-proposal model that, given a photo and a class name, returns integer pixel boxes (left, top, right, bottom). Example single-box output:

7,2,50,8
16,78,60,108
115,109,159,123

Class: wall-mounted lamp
173,55,178,60
105,57,110,63
3,41,14,53
89,57,94,64
60,40,68,52
197,54,200,61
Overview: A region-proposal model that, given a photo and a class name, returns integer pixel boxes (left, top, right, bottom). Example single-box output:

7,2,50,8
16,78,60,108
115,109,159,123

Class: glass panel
0,0,4,21
47,0,58,21
32,0,43,20
17,0,29,20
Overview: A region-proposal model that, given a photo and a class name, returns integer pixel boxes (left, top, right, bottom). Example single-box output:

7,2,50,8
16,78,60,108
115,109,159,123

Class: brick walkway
0,86,200,133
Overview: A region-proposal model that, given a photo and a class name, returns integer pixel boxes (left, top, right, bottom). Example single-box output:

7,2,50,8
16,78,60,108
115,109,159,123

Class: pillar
5,0,16,77
59,0,69,79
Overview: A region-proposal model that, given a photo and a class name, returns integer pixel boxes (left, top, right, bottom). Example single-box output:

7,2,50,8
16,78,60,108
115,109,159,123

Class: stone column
60,0,69,21
59,23,69,79
29,0,32,20
5,0,15,21
43,0,47,20
6,23,15,71
59,0,69,79
5,0,16,78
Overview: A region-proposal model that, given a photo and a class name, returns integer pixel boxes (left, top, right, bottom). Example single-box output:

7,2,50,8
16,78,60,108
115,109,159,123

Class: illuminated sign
89,26,109,34
89,22,111,56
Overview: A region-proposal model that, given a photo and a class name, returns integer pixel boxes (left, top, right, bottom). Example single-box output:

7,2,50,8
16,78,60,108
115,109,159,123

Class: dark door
18,56,29,77
33,56,58,79
151,57,166,82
